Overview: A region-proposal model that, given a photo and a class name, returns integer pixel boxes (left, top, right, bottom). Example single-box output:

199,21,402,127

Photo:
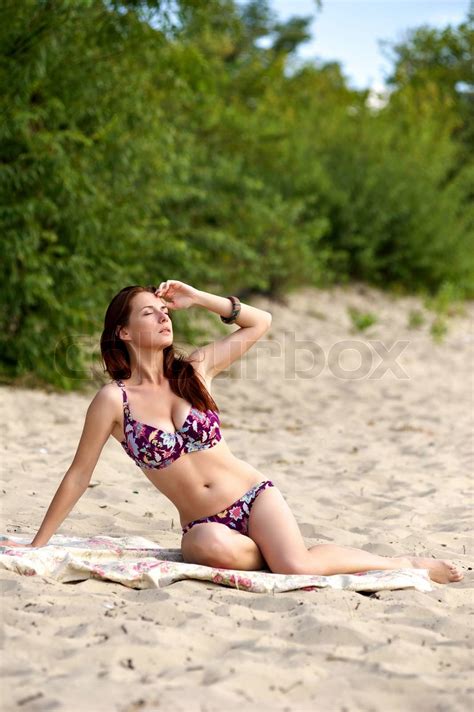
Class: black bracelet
220,296,241,324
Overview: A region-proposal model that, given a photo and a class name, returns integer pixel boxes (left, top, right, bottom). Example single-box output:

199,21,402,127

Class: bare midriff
110,366,267,530
110,426,265,528
140,438,265,528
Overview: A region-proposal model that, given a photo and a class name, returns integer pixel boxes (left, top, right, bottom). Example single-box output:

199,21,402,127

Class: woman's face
119,291,173,349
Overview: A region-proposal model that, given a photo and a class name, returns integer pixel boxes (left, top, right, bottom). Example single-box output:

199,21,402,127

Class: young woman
7,280,463,584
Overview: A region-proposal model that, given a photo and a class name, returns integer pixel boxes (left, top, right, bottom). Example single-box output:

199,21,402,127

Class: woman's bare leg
248,488,464,584
305,544,463,583
306,543,412,575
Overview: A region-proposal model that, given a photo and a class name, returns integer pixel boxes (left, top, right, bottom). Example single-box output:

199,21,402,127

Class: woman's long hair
100,285,219,413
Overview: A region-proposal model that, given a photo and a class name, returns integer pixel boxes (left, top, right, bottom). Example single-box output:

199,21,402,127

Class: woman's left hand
155,280,199,310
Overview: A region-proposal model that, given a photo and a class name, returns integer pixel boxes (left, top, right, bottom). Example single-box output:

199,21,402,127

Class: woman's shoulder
98,379,120,393
78,382,122,430
93,381,123,408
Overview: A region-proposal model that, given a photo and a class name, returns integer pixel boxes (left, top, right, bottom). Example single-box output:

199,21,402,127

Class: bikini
115,380,274,537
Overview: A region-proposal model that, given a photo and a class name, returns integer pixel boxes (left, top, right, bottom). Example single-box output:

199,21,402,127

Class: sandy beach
1,284,472,712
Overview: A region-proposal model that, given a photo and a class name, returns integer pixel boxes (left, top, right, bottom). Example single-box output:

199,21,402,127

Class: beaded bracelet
220,296,241,324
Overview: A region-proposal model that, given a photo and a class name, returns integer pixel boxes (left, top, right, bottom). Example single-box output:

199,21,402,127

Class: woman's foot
406,556,464,584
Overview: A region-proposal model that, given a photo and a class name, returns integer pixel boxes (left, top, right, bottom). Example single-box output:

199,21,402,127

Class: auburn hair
100,285,219,413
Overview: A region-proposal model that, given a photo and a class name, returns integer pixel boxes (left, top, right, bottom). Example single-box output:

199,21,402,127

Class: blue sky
268,0,470,91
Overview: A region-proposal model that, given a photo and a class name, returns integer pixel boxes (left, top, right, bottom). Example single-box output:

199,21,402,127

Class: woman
7,280,463,584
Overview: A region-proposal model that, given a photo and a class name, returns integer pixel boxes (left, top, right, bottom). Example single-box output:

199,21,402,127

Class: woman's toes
449,565,463,581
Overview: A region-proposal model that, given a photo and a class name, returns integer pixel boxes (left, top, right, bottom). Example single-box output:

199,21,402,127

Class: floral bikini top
115,379,222,470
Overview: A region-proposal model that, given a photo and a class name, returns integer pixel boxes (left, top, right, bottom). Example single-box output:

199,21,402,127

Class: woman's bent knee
199,537,236,568
181,525,240,568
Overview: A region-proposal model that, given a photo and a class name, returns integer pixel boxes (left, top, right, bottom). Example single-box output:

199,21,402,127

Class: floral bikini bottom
181,480,275,537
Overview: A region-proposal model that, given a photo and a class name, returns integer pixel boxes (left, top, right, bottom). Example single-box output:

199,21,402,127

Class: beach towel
0,534,433,593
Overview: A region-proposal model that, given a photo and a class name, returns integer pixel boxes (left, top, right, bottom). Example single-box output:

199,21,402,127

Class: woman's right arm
26,385,118,547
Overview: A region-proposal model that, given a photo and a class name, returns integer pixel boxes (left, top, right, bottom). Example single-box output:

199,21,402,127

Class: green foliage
347,307,378,332
423,281,467,317
407,309,425,329
382,13,474,159
430,316,448,343
1,0,472,388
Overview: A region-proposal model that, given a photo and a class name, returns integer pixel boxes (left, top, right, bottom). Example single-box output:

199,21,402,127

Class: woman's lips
160,328,171,334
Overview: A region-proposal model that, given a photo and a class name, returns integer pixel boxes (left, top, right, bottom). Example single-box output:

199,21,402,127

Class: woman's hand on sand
155,280,199,310
1,540,37,548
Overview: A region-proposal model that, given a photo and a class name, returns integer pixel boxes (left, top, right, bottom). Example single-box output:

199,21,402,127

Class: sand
1,283,472,712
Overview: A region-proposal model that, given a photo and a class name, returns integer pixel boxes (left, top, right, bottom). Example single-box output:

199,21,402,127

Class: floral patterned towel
0,534,433,593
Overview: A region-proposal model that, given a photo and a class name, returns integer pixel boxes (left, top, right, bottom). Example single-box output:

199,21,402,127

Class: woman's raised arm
187,289,272,379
